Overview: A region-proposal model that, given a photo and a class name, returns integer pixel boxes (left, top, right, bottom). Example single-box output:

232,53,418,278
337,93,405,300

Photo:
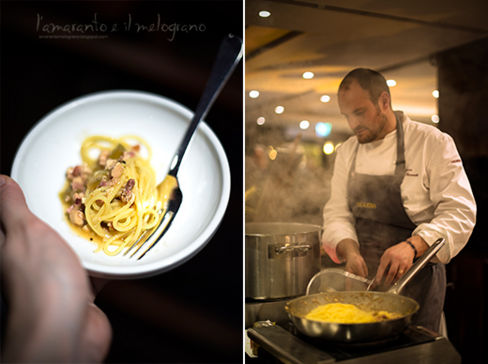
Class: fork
124,34,243,260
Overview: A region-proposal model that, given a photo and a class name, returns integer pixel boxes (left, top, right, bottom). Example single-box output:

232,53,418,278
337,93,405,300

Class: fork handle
168,34,243,177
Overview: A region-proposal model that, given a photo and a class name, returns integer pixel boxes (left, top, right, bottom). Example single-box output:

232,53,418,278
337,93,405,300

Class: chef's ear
378,91,391,111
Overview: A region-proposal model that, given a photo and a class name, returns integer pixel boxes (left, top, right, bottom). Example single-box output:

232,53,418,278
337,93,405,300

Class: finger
344,263,354,274
359,259,368,278
385,262,399,286
394,265,408,282
349,261,366,278
78,302,112,362
352,262,366,278
375,259,388,284
397,267,405,277
369,277,379,290
0,176,31,231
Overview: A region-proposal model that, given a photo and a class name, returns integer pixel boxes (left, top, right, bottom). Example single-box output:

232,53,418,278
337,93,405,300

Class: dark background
436,38,488,364
1,1,243,362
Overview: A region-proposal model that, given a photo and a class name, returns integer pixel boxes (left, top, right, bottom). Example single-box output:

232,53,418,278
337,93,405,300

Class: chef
322,68,476,332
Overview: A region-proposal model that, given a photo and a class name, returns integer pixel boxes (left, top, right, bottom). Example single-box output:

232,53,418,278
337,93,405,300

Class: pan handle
388,237,445,295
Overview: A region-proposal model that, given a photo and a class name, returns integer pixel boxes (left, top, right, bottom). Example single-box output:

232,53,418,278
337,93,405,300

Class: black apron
347,113,446,332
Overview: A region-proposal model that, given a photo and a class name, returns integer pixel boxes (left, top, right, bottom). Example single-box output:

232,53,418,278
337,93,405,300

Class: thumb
0,175,31,232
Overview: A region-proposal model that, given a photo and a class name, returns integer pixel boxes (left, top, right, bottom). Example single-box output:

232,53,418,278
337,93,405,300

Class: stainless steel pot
245,222,321,300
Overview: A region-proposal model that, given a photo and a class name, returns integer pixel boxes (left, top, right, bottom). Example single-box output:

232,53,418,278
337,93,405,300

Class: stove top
246,321,461,364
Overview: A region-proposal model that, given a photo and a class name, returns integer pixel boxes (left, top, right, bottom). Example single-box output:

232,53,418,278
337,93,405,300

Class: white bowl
11,90,231,279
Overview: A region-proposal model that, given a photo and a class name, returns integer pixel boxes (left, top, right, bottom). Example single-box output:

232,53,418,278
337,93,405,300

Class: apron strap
394,112,406,175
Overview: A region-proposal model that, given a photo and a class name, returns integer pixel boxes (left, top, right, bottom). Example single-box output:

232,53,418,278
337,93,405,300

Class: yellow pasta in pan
305,303,402,324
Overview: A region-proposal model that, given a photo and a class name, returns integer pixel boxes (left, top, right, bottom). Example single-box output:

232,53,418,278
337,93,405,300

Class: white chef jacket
322,111,476,264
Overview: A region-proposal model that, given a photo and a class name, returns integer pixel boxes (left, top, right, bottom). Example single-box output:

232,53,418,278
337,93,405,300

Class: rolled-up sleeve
322,142,358,263
413,133,476,263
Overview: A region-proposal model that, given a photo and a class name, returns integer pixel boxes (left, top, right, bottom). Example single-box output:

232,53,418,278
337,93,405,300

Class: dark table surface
1,1,243,362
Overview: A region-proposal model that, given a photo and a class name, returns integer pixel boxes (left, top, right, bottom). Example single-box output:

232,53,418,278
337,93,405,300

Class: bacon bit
131,145,141,152
80,164,92,179
71,177,85,192
66,167,74,180
120,151,136,162
120,179,135,202
98,150,110,167
73,192,84,201
67,164,91,181
72,166,82,177
126,178,135,190
111,162,124,178
68,208,85,226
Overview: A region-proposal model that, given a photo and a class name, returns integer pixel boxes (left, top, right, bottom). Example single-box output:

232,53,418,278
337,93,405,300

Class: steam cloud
245,127,333,226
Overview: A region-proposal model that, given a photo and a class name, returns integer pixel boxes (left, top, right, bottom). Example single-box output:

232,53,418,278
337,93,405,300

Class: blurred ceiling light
323,142,335,155
320,95,330,103
315,122,332,137
299,120,310,130
431,114,440,123
386,79,397,87
257,116,266,125
302,71,314,79
268,147,277,160
249,90,260,98
259,10,271,18
432,90,439,98
274,105,285,114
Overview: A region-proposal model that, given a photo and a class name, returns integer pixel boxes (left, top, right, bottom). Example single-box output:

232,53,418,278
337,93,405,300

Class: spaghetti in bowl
60,135,162,256
11,91,230,278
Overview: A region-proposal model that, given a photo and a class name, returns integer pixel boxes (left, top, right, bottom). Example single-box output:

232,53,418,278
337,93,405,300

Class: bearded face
338,81,392,144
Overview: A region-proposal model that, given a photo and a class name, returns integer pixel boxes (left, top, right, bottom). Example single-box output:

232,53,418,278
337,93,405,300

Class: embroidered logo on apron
355,202,376,209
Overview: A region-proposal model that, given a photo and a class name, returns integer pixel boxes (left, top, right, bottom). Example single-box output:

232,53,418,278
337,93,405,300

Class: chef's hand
375,236,429,285
0,175,112,363
337,238,368,278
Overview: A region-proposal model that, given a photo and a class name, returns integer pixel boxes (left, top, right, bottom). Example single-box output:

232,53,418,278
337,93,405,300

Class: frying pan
286,238,445,342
